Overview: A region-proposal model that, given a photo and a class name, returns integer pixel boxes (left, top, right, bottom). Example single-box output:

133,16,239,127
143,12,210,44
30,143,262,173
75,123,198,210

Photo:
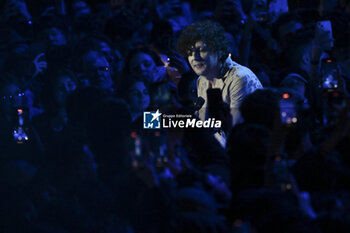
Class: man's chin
193,69,205,76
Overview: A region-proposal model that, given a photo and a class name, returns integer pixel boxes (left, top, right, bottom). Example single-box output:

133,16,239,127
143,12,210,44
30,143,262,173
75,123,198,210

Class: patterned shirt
197,56,263,126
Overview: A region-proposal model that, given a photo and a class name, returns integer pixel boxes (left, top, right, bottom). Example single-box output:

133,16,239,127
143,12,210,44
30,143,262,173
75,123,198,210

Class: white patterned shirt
197,56,263,126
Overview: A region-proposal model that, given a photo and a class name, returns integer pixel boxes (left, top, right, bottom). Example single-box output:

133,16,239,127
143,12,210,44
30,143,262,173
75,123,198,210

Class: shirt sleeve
228,76,246,126
228,71,262,126
197,77,208,121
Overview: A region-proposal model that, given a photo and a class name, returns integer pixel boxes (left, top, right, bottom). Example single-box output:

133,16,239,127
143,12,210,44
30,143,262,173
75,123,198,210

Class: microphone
193,97,205,111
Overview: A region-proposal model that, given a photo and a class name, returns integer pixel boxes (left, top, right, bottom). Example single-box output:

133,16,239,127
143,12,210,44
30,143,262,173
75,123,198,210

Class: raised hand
32,53,47,78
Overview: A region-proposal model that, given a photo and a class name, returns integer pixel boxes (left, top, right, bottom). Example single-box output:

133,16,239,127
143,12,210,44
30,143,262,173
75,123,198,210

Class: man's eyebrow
187,44,208,52
195,44,208,49
187,47,194,52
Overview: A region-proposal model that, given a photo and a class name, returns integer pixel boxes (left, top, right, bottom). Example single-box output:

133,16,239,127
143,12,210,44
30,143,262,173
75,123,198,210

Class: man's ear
216,50,222,61
218,50,227,63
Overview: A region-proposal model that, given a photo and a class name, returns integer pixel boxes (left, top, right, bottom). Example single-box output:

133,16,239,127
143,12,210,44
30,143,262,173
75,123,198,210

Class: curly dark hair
176,20,231,64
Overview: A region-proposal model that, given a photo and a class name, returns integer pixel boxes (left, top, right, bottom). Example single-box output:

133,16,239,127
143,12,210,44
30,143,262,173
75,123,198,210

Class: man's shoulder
225,63,263,91
222,57,256,79
227,63,257,80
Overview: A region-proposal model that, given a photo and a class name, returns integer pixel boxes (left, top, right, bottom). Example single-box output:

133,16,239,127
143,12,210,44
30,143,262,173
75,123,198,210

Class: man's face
129,81,150,113
187,41,219,77
46,27,67,47
83,51,113,91
129,52,156,83
54,75,77,105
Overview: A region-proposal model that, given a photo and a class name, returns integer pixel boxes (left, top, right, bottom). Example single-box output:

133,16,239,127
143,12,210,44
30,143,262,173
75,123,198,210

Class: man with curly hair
177,20,262,128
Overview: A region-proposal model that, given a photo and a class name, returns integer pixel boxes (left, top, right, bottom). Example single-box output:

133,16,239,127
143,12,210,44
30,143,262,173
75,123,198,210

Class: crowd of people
1,0,350,232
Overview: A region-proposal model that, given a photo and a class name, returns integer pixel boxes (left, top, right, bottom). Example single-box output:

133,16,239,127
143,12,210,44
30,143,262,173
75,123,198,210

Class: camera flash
282,93,290,99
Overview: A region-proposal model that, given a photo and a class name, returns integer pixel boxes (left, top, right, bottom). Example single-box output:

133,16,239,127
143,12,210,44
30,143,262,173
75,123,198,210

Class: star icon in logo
150,109,161,122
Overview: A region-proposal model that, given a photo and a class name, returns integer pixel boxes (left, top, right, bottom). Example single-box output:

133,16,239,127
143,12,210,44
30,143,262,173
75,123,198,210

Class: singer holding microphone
177,21,262,130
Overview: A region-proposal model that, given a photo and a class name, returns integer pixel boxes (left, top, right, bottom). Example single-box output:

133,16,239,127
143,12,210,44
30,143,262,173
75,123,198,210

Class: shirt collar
220,55,237,80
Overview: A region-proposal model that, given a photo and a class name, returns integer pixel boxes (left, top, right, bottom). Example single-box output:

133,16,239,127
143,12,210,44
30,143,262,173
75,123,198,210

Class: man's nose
193,50,202,60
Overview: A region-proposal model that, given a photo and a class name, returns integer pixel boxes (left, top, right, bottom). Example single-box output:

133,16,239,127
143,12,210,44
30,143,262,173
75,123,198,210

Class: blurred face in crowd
98,41,114,61
72,1,91,17
53,75,77,106
46,27,67,47
129,81,150,113
83,51,113,91
97,41,124,74
277,21,303,49
129,52,156,83
0,83,28,119
187,41,219,78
